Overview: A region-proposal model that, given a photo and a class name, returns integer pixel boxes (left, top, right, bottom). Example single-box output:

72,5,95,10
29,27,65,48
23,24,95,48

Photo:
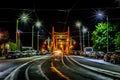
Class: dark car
6,51,18,59
36,50,42,55
110,50,120,63
103,52,114,62
15,51,23,58
96,51,105,58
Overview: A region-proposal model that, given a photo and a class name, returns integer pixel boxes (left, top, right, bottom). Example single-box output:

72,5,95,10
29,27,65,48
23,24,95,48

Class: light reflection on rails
61,55,113,80
50,61,71,80
4,56,50,80
68,56,120,80
25,59,49,80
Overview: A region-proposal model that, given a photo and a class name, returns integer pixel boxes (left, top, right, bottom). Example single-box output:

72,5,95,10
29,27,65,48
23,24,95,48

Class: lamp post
35,20,42,51
88,31,90,47
47,37,50,52
75,21,82,51
16,13,29,51
18,31,20,51
32,25,34,49
16,19,19,48
82,27,87,50
96,10,109,52
106,16,109,52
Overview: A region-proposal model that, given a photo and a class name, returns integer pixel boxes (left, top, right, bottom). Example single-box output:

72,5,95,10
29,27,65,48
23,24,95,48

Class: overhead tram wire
63,0,79,32
32,0,52,36
0,6,120,12
0,8,34,12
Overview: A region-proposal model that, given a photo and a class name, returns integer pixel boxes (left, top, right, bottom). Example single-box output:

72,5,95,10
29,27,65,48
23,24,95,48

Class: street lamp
75,21,82,51
17,30,23,51
106,16,109,52
35,20,42,51
95,10,109,52
46,37,50,52
88,31,90,47
82,26,87,50
16,12,29,51
32,25,34,49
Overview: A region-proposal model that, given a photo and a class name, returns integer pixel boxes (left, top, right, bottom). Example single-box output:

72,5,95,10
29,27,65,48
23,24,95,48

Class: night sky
0,0,120,48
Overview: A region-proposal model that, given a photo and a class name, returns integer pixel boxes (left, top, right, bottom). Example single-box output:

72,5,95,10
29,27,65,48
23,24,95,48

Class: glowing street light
75,21,82,51
16,12,29,51
95,10,109,52
35,20,42,51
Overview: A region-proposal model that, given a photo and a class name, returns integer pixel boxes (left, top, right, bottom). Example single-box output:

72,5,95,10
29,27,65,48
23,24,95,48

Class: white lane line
4,56,49,80
37,59,50,80
0,66,17,79
61,55,79,73
25,57,50,80
25,63,33,80
65,56,74,65
69,56,120,78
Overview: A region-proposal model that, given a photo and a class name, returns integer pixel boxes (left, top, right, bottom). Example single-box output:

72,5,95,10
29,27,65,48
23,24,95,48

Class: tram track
4,56,50,80
57,55,114,80
3,55,120,80
67,56,120,80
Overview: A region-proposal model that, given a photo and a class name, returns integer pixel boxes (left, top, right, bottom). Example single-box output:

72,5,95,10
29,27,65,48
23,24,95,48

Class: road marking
4,56,49,80
37,58,50,80
25,63,32,80
69,56,120,79
51,61,71,80
61,55,79,74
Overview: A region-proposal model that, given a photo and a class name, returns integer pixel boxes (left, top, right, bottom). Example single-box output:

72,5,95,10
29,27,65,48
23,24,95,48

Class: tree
8,41,17,51
92,22,116,52
114,32,120,49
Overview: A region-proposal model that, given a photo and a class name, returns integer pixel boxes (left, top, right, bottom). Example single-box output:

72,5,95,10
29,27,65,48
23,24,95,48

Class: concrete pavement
0,56,5,60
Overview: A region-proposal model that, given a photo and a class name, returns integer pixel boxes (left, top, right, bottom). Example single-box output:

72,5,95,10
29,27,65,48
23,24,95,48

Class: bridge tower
51,26,70,55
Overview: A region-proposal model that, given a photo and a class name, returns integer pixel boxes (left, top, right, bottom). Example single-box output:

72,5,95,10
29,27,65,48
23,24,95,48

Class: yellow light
44,41,47,44
73,41,76,45
60,44,63,48
53,50,62,56
60,41,63,44
70,45,73,49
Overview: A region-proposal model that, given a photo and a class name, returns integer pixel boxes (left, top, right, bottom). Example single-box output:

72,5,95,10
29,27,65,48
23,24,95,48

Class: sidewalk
0,56,5,60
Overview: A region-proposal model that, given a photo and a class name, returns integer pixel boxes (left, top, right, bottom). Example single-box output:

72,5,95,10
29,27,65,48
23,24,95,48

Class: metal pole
16,19,18,50
88,31,90,46
32,25,34,49
107,16,109,52
47,37,50,52
79,27,82,51
37,30,39,51
83,30,84,50
18,32,20,51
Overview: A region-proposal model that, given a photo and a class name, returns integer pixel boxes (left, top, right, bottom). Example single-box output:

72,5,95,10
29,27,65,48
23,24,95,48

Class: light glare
35,21,42,28
75,21,82,28
19,12,30,23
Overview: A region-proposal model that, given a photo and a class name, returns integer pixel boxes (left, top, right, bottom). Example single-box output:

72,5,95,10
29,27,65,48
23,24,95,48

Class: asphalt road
0,55,120,80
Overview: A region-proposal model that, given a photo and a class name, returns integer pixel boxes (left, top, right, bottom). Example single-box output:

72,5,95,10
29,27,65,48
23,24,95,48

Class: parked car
85,47,93,57
88,51,96,58
36,50,42,55
41,50,48,55
96,51,105,59
110,50,120,63
15,51,23,58
103,52,114,62
6,51,18,59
